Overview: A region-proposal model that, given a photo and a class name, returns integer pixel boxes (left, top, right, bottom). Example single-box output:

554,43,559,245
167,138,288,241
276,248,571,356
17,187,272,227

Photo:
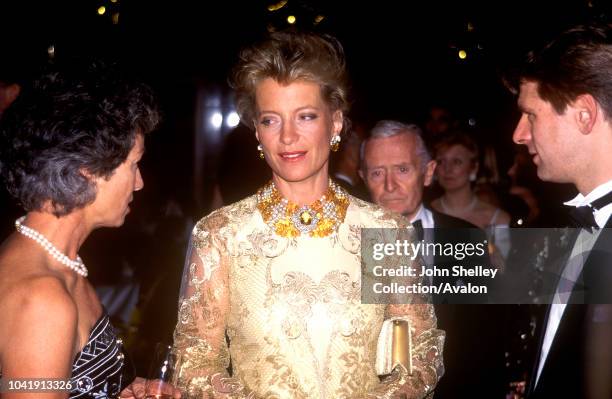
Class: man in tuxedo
359,120,473,229
510,23,612,399
360,120,505,398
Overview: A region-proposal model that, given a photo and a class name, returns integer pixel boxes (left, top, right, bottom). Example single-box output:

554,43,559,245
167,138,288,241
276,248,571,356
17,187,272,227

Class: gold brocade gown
172,183,445,399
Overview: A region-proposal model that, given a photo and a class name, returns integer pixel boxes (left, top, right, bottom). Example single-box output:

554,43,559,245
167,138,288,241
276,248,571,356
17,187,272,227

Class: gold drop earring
330,135,341,152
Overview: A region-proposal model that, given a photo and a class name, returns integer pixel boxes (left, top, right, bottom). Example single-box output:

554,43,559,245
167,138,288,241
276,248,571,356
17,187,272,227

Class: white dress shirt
563,179,612,227
411,204,435,228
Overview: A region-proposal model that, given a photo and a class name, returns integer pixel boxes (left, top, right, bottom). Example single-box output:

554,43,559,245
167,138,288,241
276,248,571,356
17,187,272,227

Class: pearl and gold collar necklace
256,180,349,238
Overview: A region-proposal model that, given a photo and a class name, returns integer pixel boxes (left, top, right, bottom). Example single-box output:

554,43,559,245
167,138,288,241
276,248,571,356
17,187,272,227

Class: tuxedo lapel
532,304,588,397
527,306,550,395
528,228,580,396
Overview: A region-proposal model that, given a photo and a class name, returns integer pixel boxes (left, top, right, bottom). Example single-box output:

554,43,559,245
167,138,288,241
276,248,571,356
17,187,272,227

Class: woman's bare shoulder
0,269,77,324
0,273,78,380
0,238,78,347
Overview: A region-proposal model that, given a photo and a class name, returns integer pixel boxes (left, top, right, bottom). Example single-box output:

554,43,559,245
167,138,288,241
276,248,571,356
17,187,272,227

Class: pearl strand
15,216,88,277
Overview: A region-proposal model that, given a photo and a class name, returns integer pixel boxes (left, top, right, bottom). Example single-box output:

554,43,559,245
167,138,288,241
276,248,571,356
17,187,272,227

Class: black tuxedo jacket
529,219,612,399
424,210,507,399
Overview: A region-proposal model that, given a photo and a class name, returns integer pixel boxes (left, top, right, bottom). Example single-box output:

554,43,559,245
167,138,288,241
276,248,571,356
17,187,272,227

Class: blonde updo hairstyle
230,30,350,133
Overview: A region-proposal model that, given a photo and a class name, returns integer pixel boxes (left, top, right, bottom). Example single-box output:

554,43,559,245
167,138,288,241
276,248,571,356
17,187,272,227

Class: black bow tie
568,190,612,231
412,219,424,240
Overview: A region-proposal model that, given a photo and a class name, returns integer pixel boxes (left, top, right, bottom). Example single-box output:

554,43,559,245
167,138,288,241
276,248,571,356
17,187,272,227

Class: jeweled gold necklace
256,180,349,238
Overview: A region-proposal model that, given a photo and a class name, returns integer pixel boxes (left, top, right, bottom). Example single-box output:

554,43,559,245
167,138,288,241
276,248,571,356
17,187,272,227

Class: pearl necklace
15,217,88,277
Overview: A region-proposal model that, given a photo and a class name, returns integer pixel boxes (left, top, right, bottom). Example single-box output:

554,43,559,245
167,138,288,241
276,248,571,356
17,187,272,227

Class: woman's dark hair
0,59,160,216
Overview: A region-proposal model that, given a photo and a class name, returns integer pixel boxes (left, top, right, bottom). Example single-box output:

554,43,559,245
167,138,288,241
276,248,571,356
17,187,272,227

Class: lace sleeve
172,217,255,399
367,226,445,399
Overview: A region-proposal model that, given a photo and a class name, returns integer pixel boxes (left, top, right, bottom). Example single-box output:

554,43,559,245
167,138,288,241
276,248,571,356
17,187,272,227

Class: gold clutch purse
375,317,413,376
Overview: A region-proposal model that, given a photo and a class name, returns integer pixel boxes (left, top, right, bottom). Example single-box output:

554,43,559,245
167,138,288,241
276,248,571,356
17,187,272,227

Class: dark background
1,0,610,378
3,0,609,212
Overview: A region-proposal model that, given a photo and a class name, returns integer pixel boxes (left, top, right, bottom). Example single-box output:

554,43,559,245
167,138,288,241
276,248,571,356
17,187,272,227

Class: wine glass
145,343,178,399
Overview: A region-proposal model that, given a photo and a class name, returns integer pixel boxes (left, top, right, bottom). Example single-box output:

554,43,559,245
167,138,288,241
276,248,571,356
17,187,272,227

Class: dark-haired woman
0,61,179,399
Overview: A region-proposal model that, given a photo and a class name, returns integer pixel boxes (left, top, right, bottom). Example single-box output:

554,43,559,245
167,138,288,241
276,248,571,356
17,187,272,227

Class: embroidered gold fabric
172,191,444,399
256,179,349,238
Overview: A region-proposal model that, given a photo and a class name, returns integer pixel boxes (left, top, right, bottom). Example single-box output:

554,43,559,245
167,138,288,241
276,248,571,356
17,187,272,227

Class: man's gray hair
360,120,432,171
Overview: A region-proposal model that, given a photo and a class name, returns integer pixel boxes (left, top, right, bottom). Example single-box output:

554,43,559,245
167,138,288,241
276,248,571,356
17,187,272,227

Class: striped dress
70,313,126,398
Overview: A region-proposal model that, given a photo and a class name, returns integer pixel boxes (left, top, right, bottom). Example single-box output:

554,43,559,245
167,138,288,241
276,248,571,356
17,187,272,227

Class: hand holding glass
145,343,178,399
